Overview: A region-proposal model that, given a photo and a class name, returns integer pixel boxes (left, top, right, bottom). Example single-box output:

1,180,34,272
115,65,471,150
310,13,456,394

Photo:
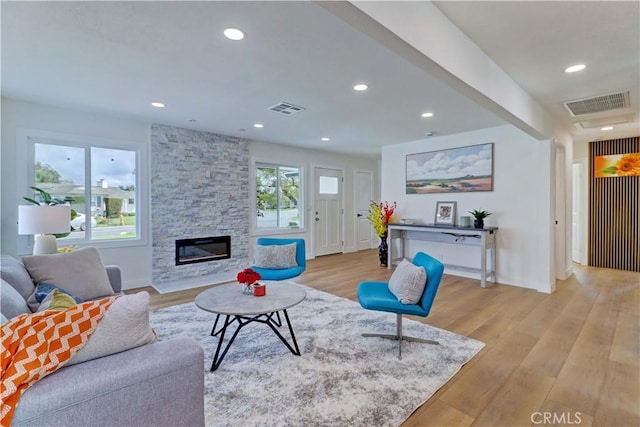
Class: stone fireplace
151,124,250,291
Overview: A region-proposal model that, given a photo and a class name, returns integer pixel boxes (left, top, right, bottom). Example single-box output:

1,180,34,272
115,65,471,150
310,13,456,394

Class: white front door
355,170,373,250
314,167,343,257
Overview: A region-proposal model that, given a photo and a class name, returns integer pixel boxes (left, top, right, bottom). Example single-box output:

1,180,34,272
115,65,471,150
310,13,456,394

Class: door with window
314,167,343,256
355,170,373,250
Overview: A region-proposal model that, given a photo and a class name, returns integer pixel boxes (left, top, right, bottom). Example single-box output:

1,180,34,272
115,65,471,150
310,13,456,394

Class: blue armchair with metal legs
251,238,306,280
357,252,444,359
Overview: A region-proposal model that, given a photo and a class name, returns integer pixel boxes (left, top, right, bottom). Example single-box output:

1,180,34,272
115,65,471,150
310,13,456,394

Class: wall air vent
268,101,306,115
563,91,630,116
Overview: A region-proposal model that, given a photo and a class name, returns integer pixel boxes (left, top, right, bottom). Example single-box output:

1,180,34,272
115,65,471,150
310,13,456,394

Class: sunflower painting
594,152,640,178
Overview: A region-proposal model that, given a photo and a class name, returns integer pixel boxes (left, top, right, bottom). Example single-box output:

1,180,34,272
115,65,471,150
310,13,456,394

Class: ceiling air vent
268,101,306,116
573,116,631,129
563,91,630,116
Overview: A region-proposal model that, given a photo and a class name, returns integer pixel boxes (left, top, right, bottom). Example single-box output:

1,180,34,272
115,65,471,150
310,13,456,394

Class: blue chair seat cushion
357,281,428,317
252,266,306,281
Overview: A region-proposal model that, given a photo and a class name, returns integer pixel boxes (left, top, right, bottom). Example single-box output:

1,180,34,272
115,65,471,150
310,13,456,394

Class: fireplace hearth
175,236,231,265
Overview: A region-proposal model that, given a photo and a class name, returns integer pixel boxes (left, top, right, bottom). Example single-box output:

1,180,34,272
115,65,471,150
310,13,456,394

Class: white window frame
17,128,149,253
251,160,305,235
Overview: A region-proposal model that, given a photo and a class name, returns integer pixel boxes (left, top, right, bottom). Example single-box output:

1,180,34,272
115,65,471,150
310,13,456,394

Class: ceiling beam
317,0,558,141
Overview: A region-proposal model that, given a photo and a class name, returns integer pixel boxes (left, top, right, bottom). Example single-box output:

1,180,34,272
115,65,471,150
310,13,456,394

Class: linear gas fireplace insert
175,236,231,266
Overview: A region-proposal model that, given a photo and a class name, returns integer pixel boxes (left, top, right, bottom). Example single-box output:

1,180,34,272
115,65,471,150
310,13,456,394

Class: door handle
357,213,363,217
315,218,320,222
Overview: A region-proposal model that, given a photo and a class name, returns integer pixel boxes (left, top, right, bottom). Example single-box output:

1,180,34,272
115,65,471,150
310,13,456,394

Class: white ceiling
2,1,638,159
433,0,640,145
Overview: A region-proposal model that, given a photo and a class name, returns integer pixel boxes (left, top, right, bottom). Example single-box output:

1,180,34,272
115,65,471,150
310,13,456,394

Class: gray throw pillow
66,291,157,366
22,247,114,302
0,254,36,300
1,278,31,318
388,259,427,305
254,243,298,269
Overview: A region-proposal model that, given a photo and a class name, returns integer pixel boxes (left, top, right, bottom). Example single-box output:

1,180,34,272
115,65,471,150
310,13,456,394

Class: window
28,136,140,243
255,163,302,229
319,176,339,194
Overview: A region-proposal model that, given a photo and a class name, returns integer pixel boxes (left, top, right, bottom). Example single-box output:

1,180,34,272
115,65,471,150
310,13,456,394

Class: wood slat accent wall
588,137,640,272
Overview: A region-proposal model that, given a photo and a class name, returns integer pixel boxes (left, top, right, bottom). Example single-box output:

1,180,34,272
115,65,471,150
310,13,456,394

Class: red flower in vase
237,268,261,285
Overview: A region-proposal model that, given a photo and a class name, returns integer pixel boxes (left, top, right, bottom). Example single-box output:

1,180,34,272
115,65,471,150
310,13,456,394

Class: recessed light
151,102,165,108
565,64,586,73
421,112,434,118
321,137,330,142
253,123,264,128
353,83,368,91
224,28,245,41
601,126,614,131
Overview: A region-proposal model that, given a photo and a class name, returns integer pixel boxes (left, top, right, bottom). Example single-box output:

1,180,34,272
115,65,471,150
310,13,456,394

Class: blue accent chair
251,238,306,280
357,252,444,359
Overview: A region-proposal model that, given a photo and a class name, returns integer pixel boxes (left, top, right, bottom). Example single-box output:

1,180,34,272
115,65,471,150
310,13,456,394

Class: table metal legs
208,309,300,371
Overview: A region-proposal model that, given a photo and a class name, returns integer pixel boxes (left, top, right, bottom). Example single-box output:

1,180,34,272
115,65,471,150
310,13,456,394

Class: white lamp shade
18,205,71,235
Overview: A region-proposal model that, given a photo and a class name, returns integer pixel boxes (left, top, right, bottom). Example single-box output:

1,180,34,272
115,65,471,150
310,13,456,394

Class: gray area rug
150,284,484,427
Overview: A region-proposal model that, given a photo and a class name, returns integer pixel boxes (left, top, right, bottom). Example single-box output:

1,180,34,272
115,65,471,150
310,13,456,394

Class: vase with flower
237,268,261,294
368,200,397,267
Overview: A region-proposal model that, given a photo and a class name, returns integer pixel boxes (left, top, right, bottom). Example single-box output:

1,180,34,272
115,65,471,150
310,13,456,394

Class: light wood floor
132,250,640,427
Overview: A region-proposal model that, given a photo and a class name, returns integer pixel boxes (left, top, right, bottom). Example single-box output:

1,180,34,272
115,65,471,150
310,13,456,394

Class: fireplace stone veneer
151,123,250,289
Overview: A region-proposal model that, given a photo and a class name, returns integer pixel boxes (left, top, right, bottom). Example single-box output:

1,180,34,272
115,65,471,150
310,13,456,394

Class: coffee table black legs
208,309,300,371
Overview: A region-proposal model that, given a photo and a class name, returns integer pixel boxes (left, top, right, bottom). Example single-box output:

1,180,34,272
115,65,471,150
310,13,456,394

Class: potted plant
469,209,491,229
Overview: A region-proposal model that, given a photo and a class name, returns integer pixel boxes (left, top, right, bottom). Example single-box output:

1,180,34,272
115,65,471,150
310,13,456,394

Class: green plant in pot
469,209,491,229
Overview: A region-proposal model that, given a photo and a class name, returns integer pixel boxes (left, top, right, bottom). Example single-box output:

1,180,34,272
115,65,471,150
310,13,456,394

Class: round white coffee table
195,281,306,371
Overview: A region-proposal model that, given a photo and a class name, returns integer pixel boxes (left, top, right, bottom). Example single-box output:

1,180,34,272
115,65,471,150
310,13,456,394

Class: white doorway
572,162,584,264
355,170,374,251
314,167,343,257
554,144,568,282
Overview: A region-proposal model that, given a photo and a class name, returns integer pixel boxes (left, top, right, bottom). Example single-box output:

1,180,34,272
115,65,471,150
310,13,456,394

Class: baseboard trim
151,271,236,294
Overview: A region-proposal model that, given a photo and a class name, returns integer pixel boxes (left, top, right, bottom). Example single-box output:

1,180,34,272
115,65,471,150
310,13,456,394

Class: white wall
381,125,554,292
1,98,152,289
249,141,379,258
1,98,380,289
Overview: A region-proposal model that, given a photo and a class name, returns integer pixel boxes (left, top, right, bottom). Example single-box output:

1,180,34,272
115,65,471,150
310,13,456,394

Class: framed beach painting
406,143,494,194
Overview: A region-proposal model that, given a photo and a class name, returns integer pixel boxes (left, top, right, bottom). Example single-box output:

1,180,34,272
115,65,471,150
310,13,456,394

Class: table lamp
18,205,71,255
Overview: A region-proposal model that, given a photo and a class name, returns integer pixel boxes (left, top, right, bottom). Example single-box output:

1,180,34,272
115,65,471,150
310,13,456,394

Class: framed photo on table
434,201,456,225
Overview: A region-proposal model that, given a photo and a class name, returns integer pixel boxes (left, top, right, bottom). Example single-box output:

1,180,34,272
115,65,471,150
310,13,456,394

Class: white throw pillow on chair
254,243,298,269
388,258,427,304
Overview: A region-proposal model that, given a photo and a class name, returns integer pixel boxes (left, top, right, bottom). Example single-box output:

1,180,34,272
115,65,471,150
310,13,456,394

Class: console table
387,223,498,288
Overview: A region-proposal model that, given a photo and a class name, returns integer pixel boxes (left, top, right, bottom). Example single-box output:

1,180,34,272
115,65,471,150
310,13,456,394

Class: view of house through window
256,164,301,229
33,141,137,241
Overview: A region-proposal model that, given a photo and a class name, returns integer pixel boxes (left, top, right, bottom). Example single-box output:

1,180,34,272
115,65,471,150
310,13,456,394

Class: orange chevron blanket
1,296,118,426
